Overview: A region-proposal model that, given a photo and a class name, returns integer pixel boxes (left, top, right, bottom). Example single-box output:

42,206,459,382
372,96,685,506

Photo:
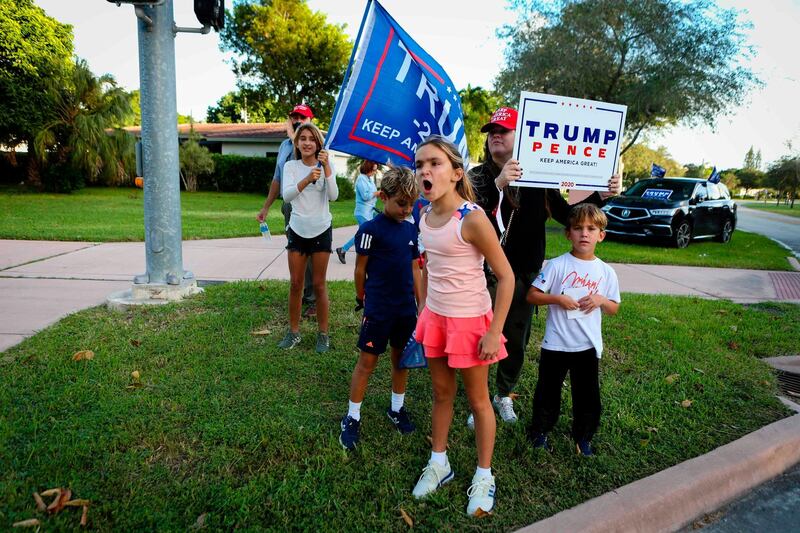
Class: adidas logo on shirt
360,233,373,249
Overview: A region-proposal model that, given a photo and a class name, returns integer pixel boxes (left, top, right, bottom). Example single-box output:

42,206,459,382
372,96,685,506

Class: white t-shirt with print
531,252,620,358
281,159,338,238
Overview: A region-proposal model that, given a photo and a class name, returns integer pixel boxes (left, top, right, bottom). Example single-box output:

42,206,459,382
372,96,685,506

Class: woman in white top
279,123,339,352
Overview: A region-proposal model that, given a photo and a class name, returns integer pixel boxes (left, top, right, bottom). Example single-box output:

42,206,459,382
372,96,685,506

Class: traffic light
194,0,224,31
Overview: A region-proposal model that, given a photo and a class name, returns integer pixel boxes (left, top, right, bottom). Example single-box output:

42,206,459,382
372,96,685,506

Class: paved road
737,204,800,256
686,464,800,532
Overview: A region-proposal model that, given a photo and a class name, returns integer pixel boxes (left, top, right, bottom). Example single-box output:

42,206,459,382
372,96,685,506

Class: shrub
204,153,277,193
336,175,355,200
0,152,28,185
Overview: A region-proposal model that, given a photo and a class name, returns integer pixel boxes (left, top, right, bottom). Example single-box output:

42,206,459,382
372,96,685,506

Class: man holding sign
467,105,621,427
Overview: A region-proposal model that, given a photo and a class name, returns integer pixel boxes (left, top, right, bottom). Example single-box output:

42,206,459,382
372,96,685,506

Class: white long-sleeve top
282,159,339,238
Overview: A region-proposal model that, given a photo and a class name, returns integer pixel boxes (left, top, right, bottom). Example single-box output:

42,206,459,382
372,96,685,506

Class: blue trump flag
650,163,666,178
707,166,721,183
325,0,468,167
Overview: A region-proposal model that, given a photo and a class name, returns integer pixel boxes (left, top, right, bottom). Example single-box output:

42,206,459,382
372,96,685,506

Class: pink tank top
420,202,492,318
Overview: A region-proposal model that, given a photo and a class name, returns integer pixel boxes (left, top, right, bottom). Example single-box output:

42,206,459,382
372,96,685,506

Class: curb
516,413,800,533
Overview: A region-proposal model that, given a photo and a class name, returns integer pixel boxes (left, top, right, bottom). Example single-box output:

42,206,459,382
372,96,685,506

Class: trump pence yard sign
512,91,627,191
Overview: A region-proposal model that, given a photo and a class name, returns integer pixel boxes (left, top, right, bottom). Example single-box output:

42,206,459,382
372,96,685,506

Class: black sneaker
339,415,360,451
386,406,415,434
576,439,593,457
335,247,347,264
527,430,551,452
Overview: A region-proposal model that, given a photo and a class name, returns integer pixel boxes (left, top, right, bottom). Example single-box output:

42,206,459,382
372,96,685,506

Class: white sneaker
412,459,454,499
492,395,518,423
466,473,496,517
466,413,475,430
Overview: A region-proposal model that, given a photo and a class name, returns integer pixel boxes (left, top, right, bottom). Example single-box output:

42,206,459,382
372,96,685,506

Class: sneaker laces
418,463,446,486
467,476,494,498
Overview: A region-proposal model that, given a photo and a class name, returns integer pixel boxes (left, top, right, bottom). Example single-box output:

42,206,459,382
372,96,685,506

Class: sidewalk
2,228,800,352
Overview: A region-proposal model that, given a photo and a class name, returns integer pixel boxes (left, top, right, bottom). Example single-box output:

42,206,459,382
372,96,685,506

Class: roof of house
123,122,288,141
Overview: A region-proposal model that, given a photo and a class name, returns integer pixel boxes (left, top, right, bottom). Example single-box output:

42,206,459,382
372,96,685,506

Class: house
123,123,350,173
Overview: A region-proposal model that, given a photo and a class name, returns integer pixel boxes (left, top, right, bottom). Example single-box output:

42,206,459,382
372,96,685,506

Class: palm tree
32,58,134,189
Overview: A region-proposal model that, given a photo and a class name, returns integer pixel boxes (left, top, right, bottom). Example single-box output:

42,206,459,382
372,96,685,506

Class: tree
32,59,135,190
743,145,761,170
179,125,214,192
734,168,765,193
206,89,275,123
720,171,739,193
0,0,73,185
621,143,683,186
458,85,504,162
497,0,759,154
766,153,799,208
220,0,351,126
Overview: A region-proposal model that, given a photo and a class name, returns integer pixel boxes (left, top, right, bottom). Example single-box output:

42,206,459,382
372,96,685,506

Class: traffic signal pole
107,0,201,308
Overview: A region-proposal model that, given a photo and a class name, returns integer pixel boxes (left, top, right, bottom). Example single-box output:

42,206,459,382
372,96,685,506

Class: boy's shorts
357,314,417,356
286,225,333,256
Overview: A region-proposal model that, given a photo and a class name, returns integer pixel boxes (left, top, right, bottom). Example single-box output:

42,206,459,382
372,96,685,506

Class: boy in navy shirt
339,167,422,451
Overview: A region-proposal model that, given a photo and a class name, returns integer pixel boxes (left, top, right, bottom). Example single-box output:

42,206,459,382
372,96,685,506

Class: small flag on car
650,163,666,178
707,166,721,183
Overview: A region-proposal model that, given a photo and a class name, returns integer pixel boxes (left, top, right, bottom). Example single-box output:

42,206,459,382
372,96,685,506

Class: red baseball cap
480,107,518,133
290,104,314,119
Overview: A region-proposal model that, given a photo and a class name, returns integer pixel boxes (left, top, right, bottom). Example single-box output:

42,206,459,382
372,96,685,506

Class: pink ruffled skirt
414,306,508,369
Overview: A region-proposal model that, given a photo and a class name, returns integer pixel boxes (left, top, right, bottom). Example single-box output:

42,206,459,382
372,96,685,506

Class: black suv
601,178,737,248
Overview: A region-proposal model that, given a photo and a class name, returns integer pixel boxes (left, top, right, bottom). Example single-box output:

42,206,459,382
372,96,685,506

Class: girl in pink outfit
411,135,514,517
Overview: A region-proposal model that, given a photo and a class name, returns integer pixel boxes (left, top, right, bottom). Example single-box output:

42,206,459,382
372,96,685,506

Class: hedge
199,153,277,194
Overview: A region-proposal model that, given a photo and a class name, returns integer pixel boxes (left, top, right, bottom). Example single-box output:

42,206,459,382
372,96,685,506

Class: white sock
430,450,448,467
348,400,362,421
475,466,492,479
391,391,405,412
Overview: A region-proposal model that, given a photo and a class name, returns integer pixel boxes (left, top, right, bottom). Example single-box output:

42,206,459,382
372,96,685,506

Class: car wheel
673,220,692,249
716,218,733,243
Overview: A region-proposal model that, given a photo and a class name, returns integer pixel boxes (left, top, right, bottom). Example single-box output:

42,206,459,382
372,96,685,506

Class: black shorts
357,314,417,356
286,226,333,256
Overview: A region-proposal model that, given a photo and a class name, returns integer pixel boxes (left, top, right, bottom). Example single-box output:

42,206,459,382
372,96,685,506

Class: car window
624,179,695,201
719,183,731,199
694,183,708,201
707,182,721,200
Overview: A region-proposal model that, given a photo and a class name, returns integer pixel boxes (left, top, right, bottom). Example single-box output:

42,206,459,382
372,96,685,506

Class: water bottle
259,221,271,240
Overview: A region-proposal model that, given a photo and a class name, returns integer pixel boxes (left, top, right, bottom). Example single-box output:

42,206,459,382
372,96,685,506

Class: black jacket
468,159,604,281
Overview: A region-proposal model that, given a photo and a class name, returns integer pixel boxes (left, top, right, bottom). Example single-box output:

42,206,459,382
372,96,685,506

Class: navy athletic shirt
355,213,419,319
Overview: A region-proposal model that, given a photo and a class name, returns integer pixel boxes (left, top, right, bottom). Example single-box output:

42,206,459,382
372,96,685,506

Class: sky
34,0,800,170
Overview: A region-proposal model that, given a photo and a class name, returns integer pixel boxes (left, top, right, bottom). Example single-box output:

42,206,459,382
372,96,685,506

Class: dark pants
487,273,534,397
282,201,315,305
529,347,601,442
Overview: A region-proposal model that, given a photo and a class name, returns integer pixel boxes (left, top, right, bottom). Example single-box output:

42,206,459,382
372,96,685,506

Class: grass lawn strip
1,282,797,531
740,202,800,219
1,187,795,271
544,219,792,271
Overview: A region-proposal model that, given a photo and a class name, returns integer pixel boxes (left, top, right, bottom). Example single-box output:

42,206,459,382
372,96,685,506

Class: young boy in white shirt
526,204,620,456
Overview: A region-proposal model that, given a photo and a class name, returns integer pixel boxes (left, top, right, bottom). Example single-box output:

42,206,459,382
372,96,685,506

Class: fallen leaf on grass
730,325,738,332
647,427,658,433
47,488,72,514
400,507,414,527
191,512,207,529
681,399,693,408
72,350,94,361
648,317,661,323
65,499,90,507
131,370,141,380
727,341,739,350
664,374,679,384
81,505,89,527
40,488,60,497
693,368,705,374
32,492,46,512
12,518,40,528
130,339,142,347
250,328,272,336
714,309,728,316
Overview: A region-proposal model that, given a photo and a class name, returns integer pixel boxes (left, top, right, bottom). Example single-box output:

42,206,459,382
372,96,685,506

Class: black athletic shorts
357,314,417,356
286,225,333,256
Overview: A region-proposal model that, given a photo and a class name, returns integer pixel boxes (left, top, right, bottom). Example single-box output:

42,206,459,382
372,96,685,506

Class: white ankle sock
348,400,362,421
430,450,448,466
475,466,492,479
391,391,405,412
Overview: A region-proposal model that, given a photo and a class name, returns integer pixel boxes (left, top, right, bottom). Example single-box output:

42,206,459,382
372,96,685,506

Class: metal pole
135,0,187,287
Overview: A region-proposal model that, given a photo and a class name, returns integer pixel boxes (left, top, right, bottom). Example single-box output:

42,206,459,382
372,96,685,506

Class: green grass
740,201,800,218
545,220,793,270
1,282,796,531
0,187,357,241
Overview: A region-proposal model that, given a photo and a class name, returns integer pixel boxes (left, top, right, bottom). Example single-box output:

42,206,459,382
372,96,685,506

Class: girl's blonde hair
292,123,324,159
417,135,475,203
